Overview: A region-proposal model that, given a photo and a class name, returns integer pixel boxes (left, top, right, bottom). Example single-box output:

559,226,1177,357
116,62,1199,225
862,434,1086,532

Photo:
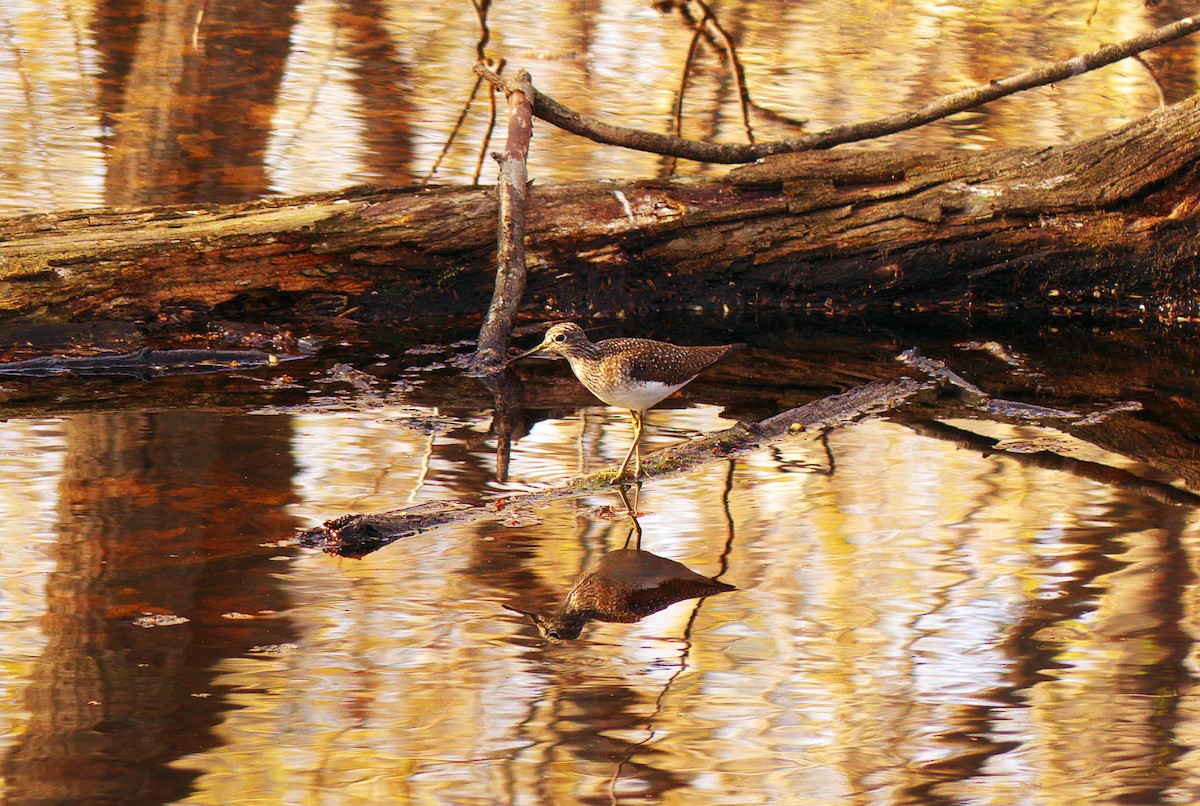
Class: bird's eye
553,333,567,343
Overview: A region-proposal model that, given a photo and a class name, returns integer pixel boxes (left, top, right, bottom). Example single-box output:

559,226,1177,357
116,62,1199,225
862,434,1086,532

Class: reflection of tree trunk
333,0,415,184
2,411,299,803
1077,502,1192,801
100,0,298,206
92,0,145,144
892,497,1193,803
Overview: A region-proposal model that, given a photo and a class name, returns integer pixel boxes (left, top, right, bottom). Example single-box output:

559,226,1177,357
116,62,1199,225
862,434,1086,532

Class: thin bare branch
672,18,707,138
478,14,1200,164
423,75,483,185
472,0,492,63
471,69,534,372
191,0,208,52
423,0,498,185
472,59,505,184
666,19,709,176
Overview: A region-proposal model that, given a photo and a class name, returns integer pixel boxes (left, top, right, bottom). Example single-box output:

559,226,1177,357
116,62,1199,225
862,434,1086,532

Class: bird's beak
502,603,545,627
505,339,549,366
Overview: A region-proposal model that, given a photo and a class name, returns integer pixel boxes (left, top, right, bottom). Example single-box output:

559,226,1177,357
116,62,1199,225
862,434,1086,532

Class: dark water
3,317,1200,803
4,0,1200,802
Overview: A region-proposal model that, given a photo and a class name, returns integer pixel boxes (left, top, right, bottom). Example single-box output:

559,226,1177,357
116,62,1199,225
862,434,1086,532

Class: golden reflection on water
2,406,1198,802
0,421,61,768
0,0,1196,211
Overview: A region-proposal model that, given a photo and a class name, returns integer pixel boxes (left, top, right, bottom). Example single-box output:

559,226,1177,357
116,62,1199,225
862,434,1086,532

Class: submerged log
297,339,1200,559
298,377,933,557
1,95,1199,324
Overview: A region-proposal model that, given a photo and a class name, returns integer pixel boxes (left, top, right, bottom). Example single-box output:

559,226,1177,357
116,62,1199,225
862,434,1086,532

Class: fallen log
298,377,932,557
0,93,1198,325
297,337,1200,558
0,347,287,378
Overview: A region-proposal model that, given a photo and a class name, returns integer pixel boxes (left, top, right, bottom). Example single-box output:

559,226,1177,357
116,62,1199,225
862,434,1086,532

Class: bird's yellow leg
615,410,641,480
616,483,643,549
632,411,643,478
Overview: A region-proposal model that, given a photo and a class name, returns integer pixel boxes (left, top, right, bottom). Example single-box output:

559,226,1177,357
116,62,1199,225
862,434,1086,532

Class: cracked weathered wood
1,96,1198,323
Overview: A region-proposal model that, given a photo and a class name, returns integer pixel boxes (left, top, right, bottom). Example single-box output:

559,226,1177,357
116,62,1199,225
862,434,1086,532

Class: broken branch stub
471,68,535,373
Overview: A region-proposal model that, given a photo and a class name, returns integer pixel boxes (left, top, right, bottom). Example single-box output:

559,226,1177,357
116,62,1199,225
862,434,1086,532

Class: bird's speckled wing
597,339,743,386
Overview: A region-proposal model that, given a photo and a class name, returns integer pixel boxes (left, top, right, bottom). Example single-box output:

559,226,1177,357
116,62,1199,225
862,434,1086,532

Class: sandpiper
507,322,744,479
503,546,736,639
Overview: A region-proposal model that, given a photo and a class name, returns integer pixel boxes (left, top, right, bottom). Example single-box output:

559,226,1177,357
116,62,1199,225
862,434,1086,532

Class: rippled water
2,321,1200,803
0,0,1195,211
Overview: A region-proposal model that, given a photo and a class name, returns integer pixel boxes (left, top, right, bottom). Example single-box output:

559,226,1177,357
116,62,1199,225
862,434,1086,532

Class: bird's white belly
585,379,686,412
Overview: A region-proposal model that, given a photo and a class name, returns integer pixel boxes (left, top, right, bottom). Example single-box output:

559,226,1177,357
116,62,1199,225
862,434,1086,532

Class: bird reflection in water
504,485,736,640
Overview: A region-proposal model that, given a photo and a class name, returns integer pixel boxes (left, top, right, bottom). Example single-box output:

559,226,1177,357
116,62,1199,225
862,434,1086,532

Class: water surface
2,320,1200,803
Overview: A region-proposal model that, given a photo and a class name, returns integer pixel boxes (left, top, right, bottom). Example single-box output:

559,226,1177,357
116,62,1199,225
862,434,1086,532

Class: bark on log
1,96,1199,324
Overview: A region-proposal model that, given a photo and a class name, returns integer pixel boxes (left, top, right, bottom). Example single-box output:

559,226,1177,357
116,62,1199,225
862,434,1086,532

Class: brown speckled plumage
508,322,744,478
505,548,737,640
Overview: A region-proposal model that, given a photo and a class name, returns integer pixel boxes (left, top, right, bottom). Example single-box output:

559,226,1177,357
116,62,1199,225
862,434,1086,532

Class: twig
191,0,208,52
666,0,756,177
668,0,720,51
470,69,534,372
471,0,492,62
422,75,483,185
477,14,1200,164
745,101,807,131
672,18,708,138
472,59,505,184
423,0,498,185
1133,54,1167,107
667,20,709,176
469,0,501,185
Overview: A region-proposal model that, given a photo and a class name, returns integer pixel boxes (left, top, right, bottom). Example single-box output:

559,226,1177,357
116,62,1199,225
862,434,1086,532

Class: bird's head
502,604,585,640
506,322,590,364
